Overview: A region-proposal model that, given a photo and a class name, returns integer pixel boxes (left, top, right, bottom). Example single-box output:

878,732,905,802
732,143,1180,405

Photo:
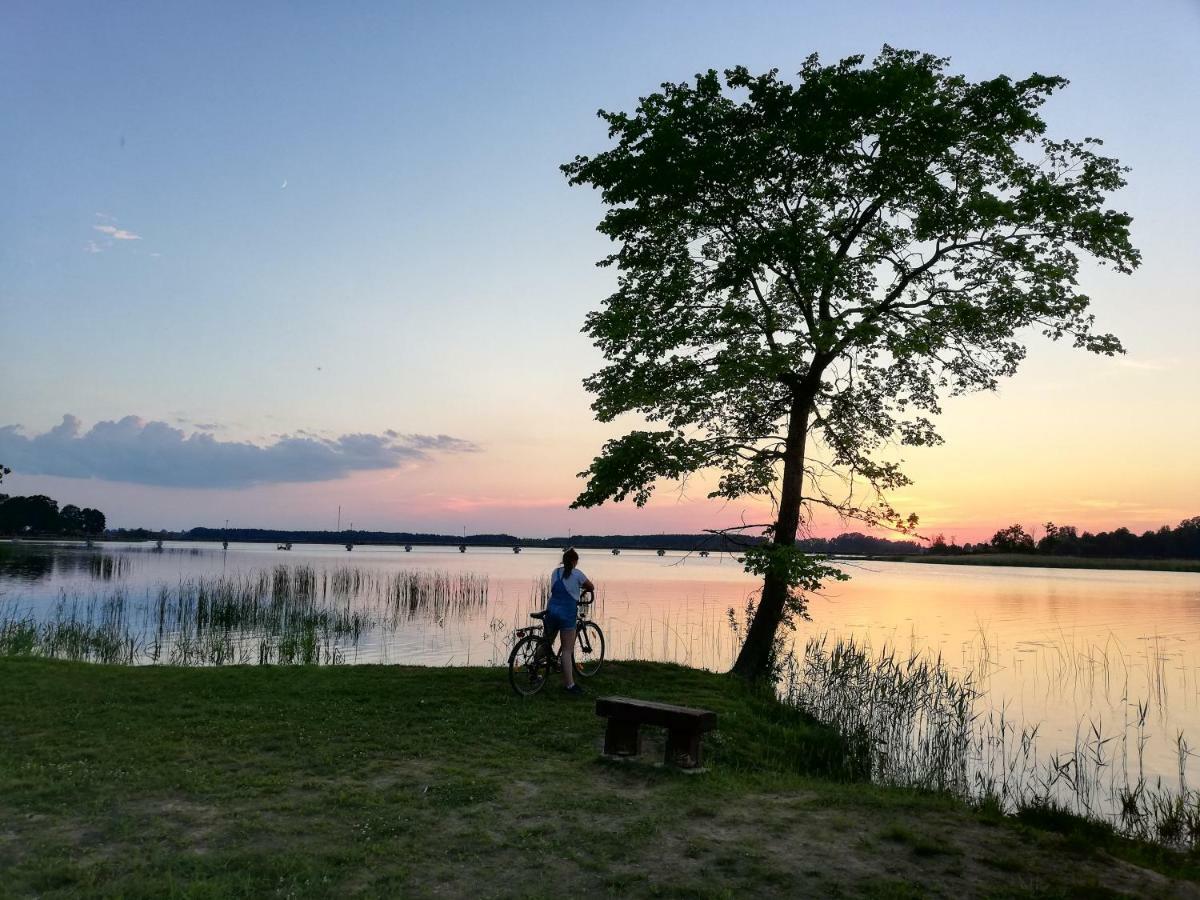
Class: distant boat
404,544,412,552
277,542,292,551
611,548,620,555
459,543,467,553
222,540,229,550
154,539,164,551
512,546,521,554
699,550,710,558
345,543,354,551
656,549,665,556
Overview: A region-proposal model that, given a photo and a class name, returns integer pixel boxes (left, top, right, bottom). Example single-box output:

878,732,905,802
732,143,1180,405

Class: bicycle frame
511,593,596,667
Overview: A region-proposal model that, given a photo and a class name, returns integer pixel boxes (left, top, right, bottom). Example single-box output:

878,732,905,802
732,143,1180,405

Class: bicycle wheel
574,621,605,677
508,634,551,696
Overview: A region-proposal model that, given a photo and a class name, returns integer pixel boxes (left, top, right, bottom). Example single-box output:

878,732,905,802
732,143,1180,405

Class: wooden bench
595,696,718,769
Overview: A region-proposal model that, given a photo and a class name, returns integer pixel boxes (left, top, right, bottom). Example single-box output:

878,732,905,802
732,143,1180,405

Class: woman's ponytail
562,547,579,577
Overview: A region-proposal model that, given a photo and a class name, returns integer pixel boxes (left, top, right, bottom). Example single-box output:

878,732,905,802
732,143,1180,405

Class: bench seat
595,696,717,769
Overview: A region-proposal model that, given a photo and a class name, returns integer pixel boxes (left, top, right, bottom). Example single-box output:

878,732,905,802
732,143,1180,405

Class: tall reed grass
1,596,140,664
783,634,1200,850
0,564,489,668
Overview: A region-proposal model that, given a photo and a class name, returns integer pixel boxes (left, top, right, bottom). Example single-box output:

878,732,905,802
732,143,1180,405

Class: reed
88,554,130,580
785,634,1200,850
0,565,489,668
783,635,976,791
380,569,489,623
0,598,138,664
0,610,39,656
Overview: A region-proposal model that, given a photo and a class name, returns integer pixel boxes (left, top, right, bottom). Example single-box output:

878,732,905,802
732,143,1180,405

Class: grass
2,657,1198,898
877,554,1200,572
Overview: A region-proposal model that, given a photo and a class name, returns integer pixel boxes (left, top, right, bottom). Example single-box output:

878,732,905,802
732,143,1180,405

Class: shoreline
870,553,1200,573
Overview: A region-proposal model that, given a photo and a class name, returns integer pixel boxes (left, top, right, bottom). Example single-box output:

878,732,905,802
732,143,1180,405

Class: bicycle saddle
530,610,547,620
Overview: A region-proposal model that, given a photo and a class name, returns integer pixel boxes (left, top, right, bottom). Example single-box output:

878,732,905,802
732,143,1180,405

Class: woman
546,547,595,695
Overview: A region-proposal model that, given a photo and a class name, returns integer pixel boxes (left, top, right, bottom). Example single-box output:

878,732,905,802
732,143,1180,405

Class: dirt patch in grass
630,794,1200,899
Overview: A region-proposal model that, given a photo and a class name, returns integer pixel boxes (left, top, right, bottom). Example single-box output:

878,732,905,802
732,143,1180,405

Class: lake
3,539,1199,803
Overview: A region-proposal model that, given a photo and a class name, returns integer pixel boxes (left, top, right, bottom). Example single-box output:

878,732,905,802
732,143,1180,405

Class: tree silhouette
0,495,61,534
564,48,1139,678
60,504,86,534
991,524,1035,552
81,507,106,535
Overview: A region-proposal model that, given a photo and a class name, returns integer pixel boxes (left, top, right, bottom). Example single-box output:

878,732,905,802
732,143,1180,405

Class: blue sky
2,1,1198,536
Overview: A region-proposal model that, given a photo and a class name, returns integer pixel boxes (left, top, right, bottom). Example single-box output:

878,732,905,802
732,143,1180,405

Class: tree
1176,517,1200,558
562,48,1138,678
60,504,86,534
0,495,61,534
1037,521,1079,555
991,524,1035,552
81,507,106,535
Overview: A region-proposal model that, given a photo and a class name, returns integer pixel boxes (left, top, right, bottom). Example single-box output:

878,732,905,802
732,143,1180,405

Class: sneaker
564,683,586,696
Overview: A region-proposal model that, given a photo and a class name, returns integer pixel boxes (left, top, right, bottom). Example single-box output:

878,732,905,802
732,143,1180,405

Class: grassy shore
873,554,1200,573
2,658,1198,898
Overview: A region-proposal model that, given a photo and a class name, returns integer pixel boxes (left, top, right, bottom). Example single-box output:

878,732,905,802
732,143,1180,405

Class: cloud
174,415,225,432
93,224,141,240
441,495,570,511
0,415,480,489
85,214,142,253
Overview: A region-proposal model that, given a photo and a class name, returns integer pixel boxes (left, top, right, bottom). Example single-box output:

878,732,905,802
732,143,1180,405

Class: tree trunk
730,393,812,680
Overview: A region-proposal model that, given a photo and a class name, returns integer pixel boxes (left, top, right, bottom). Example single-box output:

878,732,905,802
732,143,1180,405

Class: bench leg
604,719,641,757
665,728,703,769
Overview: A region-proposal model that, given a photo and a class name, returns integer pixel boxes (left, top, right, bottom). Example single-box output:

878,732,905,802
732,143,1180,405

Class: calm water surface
3,540,1198,785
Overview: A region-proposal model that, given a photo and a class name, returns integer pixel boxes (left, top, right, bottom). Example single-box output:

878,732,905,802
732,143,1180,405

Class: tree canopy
563,48,1138,678
0,494,106,536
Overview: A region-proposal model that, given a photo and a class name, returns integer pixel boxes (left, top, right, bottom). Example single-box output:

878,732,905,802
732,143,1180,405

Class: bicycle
507,589,605,696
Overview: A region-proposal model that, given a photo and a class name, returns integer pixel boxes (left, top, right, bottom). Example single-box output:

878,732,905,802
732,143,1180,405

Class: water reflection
0,543,135,582
0,548,54,581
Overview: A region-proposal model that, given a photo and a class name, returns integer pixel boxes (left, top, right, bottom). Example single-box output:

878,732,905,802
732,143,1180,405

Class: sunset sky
2,1,1197,541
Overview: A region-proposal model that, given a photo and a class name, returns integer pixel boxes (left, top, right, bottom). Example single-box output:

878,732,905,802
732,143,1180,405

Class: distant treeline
17,512,1199,562
179,527,924,555
930,518,1200,560
177,520,1200,559
0,494,106,537
178,527,766,552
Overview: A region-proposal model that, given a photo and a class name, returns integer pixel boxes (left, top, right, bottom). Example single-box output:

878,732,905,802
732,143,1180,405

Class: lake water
3,540,1199,799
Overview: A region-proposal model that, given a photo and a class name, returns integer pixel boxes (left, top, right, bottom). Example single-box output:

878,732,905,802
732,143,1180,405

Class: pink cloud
440,495,571,512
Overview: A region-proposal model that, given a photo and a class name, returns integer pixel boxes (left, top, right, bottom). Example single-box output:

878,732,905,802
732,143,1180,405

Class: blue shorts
544,604,577,634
